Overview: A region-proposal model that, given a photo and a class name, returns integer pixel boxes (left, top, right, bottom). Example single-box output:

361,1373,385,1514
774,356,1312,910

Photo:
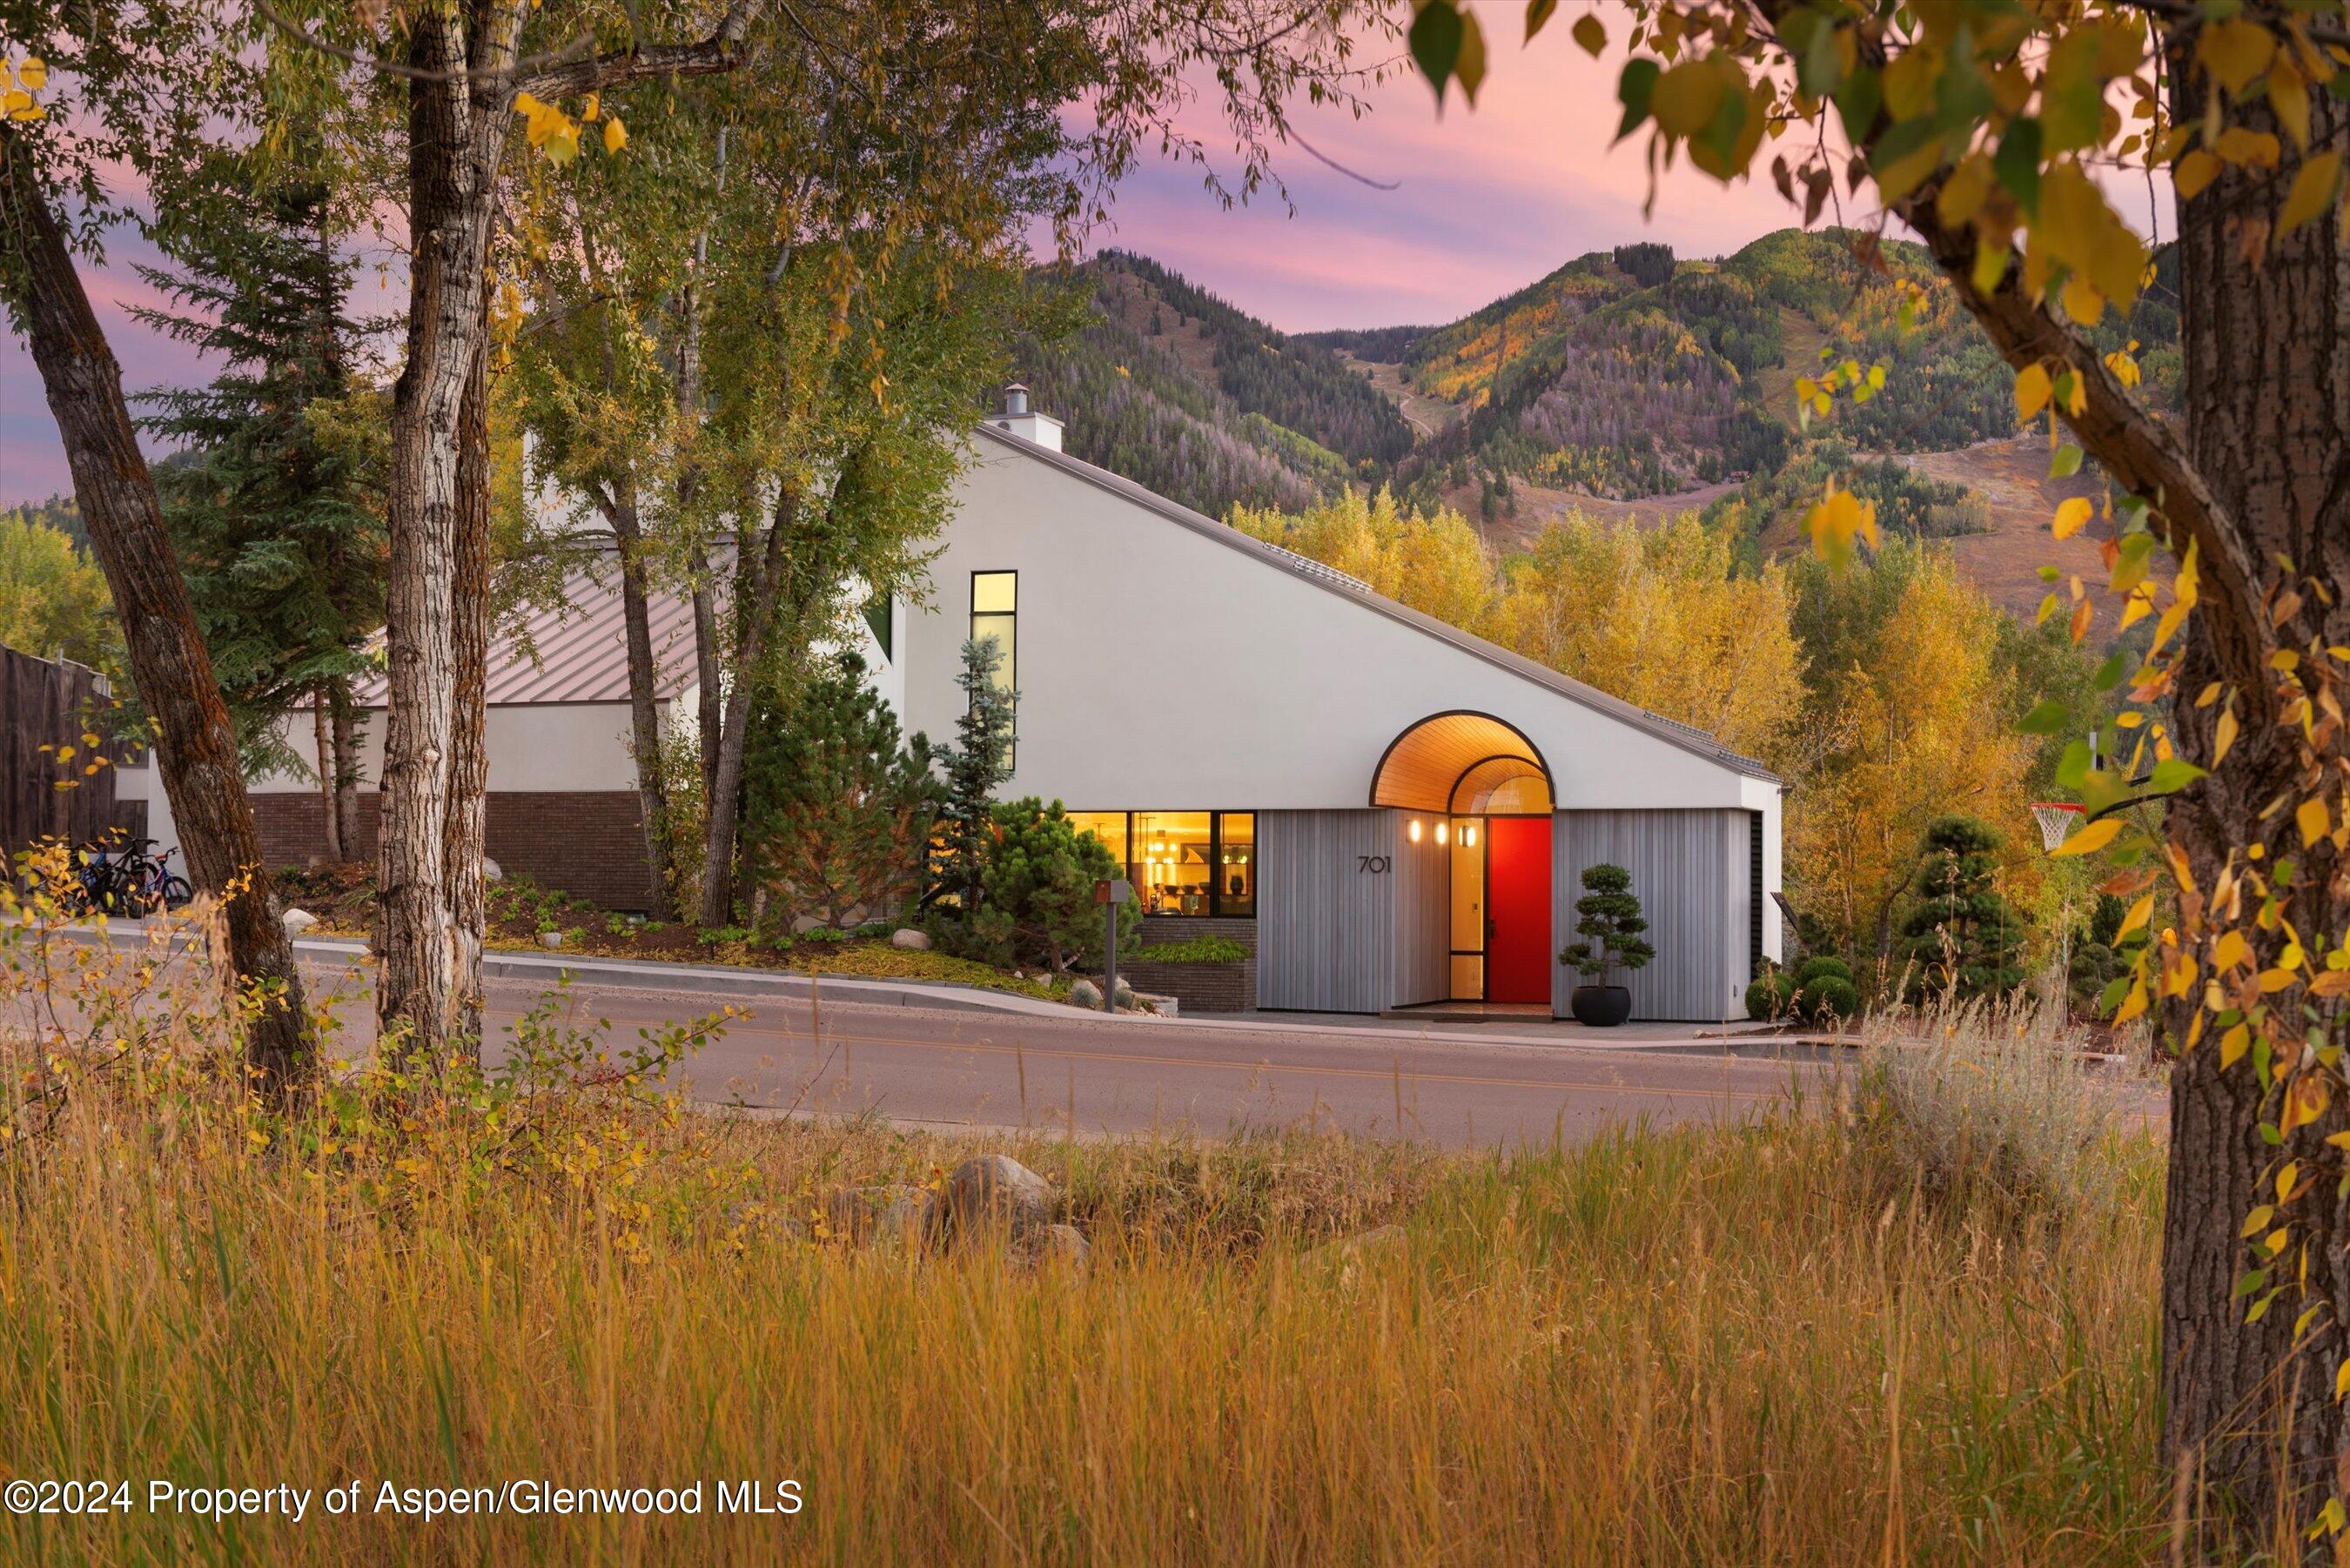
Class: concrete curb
473,948,1077,1020
62,921,1787,1052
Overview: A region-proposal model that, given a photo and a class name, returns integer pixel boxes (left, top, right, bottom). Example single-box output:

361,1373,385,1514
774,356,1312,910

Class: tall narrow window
863,590,893,662
970,570,1017,764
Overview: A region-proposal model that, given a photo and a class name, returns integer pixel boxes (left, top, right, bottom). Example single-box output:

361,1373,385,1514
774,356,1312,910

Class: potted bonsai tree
1559,862,1655,1027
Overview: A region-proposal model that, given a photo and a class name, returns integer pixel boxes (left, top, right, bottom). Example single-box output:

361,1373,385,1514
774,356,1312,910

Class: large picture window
1066,810,1256,917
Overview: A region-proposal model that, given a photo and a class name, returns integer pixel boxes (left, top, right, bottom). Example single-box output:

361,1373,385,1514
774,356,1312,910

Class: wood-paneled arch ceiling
1369,711,1554,815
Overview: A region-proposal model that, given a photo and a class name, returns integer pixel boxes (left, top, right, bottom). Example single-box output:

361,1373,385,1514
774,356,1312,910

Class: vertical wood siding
1389,821,1450,1008
1259,810,1397,1012
1552,810,1751,1022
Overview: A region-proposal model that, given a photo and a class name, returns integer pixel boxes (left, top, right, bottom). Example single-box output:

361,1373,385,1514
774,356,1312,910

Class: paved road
299,961,1820,1150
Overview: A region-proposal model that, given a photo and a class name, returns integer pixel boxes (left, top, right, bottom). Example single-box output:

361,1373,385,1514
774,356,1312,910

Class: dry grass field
0,915,2175,1563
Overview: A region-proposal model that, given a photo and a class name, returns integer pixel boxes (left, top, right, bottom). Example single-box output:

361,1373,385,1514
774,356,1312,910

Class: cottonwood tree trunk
695,502,794,926
2150,42,2350,1527
373,2,751,1055
377,5,513,1065
313,688,342,862
1871,25,2350,1530
329,678,361,859
0,129,312,1091
445,348,492,1049
602,483,675,918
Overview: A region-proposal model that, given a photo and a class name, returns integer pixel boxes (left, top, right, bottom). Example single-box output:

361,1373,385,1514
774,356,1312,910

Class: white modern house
123,387,1783,1021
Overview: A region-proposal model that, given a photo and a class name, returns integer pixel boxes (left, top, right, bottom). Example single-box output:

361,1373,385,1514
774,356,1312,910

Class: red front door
1485,816,1553,1005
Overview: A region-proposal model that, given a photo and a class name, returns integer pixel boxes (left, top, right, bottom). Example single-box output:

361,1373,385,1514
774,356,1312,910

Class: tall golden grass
0,902,2165,1562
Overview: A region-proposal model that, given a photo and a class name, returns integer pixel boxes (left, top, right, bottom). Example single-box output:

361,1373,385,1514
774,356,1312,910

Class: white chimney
986,382,1063,452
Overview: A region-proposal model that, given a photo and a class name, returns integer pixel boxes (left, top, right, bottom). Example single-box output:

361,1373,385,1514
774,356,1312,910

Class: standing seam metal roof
350,550,702,707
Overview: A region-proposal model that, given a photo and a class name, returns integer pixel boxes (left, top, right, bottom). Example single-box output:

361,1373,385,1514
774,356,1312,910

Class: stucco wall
248,701,647,794
904,429,1783,961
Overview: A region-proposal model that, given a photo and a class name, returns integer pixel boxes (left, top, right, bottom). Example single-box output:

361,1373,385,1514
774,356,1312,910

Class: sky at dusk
1,26,1810,505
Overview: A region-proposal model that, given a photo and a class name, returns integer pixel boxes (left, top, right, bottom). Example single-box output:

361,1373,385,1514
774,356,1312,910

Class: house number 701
1356,854,1392,874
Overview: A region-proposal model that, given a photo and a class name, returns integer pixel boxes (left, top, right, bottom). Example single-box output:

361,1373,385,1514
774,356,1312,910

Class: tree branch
1887,173,2273,692
515,0,763,99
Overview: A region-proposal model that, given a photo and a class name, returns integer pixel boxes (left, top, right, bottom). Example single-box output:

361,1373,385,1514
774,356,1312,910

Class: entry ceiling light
1407,819,1423,843
1435,821,1450,846
1464,824,1479,848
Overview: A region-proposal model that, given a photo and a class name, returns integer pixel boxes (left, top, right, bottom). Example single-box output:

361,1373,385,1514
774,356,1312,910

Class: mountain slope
1013,252,1413,519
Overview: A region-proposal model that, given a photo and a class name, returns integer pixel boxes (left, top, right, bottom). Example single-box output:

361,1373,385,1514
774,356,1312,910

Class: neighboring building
123,385,1782,1021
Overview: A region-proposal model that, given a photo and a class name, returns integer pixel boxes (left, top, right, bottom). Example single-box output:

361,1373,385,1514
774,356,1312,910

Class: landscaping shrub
1797,974,1862,1022
1852,992,2112,1217
1131,935,1247,965
1795,954,1854,988
1745,968,1796,1021
1559,862,1655,982
939,799,1138,974
742,651,939,932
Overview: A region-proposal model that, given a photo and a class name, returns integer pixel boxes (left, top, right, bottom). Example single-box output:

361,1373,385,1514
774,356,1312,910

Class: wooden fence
0,645,137,858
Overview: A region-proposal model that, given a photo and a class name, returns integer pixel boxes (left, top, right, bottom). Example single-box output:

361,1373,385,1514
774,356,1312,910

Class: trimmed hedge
1796,955,1855,988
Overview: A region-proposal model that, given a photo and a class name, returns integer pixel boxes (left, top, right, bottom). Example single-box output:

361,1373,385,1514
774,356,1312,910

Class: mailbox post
1093,877,1131,1013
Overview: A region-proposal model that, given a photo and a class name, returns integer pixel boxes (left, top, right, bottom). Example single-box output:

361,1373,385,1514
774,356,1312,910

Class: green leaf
1830,66,1880,147
1795,15,1843,98
1994,118,2044,216
1616,58,1660,140
2019,699,2071,734
1410,2,1465,100
1525,0,1558,42
2056,739,2092,790
2050,444,2084,478
2093,648,2129,690
2146,757,2209,793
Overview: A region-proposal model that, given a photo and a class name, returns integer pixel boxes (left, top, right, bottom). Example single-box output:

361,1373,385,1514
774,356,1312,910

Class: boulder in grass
281,908,319,935
1068,978,1103,1009
1308,1223,1407,1285
1024,1223,1091,1271
482,857,502,882
540,930,564,950
890,927,931,951
943,1155,1054,1238
824,1185,937,1249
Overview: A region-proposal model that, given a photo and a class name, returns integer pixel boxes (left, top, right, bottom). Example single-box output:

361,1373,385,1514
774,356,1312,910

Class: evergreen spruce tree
742,652,940,930
1894,816,2028,1001
133,164,386,782
929,637,1017,912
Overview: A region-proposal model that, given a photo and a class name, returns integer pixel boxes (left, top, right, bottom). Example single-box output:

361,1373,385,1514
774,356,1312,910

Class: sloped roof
352,549,701,707
970,423,1782,785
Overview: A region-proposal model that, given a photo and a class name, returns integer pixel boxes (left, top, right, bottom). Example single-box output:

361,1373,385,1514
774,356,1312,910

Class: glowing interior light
1435,821,1450,847
1407,819,1422,843
1464,824,1479,847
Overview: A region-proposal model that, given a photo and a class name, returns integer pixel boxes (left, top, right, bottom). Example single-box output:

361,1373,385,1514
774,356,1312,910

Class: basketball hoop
2031,801,2083,853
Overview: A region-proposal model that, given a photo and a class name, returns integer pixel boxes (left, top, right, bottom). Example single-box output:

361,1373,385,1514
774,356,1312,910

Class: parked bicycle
61,837,192,917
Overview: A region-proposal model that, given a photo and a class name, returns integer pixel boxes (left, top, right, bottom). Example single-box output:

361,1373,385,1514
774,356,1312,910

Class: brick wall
1125,915,1257,1012
253,791,659,911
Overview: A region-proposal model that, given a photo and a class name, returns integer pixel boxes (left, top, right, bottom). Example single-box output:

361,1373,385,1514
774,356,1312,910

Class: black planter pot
1569,984,1633,1028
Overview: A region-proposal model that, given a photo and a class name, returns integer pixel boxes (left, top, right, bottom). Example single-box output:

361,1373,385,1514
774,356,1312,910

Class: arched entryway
1370,713,1557,1005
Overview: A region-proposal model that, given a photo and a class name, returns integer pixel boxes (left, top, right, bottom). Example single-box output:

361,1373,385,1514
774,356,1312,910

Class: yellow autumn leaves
3,55,49,123
511,90,627,167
